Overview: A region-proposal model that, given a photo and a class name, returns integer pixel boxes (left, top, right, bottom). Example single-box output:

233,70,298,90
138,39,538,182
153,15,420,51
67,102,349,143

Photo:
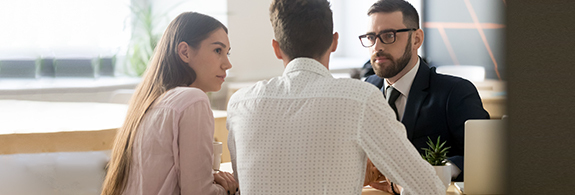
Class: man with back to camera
361,0,490,186
226,0,444,194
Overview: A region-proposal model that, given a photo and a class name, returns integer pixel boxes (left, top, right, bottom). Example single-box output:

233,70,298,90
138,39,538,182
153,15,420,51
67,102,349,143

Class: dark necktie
386,86,401,120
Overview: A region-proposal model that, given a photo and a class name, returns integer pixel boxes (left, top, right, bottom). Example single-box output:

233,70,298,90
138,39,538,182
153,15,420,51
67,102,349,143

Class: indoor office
0,0,571,194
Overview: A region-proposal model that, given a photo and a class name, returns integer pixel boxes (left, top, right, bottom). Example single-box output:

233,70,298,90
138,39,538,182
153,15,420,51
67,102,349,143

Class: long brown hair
101,12,227,195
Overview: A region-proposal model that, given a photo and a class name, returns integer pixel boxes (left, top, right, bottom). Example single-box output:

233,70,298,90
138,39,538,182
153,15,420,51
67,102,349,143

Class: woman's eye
215,48,222,54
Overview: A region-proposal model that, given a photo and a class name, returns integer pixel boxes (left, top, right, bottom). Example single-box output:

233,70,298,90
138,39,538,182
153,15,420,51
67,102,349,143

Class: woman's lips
216,75,226,82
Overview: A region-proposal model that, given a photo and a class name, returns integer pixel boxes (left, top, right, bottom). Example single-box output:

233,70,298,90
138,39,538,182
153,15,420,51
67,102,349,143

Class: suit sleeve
358,90,445,195
446,79,490,174
178,101,226,195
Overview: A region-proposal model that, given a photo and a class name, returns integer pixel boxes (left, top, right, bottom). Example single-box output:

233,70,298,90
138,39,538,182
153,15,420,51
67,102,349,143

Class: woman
102,12,237,195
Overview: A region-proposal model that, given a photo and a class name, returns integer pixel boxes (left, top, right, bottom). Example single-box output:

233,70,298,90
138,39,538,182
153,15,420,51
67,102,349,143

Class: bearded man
361,0,490,183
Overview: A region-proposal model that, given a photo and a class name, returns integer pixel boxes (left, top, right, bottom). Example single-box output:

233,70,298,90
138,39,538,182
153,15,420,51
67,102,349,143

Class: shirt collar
283,57,333,78
384,58,420,97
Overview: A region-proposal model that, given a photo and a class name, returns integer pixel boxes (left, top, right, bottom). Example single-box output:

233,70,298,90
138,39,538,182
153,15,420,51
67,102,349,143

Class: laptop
454,119,507,194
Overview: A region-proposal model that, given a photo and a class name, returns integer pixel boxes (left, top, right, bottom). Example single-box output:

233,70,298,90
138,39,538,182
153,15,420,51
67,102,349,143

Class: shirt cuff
446,161,461,179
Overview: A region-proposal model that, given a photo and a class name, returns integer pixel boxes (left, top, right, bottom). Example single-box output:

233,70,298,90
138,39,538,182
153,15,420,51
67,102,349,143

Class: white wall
149,0,285,108
408,0,424,57
152,0,228,27
223,0,422,79
226,0,284,82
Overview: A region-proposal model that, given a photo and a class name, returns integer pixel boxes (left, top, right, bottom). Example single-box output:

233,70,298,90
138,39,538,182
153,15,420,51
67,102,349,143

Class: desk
361,182,462,195
478,90,506,119
473,80,506,119
0,100,229,156
0,100,128,154
212,110,230,162
219,162,462,195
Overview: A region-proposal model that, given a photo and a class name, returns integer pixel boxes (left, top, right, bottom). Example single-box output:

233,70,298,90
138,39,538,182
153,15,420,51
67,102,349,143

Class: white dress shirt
384,58,420,121
227,58,444,195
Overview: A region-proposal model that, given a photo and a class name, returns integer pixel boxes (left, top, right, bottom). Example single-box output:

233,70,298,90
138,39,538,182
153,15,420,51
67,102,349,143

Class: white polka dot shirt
227,58,445,195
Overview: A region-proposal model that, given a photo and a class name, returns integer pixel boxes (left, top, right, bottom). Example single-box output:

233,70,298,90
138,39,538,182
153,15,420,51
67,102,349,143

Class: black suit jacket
365,59,489,181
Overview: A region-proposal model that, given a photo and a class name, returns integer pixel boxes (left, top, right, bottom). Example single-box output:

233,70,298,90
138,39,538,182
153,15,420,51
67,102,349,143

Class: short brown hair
368,0,420,29
270,0,333,60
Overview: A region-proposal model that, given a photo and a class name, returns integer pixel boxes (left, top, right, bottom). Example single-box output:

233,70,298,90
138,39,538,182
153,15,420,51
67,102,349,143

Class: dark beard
373,35,413,79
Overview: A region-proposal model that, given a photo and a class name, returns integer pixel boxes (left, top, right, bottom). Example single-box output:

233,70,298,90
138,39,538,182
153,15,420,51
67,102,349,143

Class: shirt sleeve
357,91,445,195
226,117,239,181
178,100,226,195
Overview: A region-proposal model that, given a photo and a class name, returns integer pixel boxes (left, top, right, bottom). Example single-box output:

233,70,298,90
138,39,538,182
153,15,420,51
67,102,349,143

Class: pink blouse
123,87,225,195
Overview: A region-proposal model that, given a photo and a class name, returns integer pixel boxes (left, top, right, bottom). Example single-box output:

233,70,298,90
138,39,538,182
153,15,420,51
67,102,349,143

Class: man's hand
369,177,393,194
370,177,403,195
364,158,380,186
364,158,402,194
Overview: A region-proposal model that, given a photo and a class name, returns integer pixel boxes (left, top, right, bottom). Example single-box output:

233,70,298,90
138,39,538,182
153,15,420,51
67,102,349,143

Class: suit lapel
374,77,385,90
402,59,430,140
365,75,386,93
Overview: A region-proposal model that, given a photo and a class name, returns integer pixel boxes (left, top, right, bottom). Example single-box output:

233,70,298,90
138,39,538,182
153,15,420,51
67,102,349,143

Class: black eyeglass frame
358,28,418,47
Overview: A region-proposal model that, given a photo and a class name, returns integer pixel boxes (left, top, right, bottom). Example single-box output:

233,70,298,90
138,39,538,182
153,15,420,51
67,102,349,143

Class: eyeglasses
358,28,417,47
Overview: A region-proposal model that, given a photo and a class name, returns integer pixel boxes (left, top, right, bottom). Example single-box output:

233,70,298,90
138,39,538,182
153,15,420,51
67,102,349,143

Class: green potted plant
422,136,451,189
125,0,181,76
125,0,159,76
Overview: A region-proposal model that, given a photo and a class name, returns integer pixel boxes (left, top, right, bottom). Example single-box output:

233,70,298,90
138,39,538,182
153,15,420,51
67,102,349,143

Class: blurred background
0,0,515,194
0,0,506,110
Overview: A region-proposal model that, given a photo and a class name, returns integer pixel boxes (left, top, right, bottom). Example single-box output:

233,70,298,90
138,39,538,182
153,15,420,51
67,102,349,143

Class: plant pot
433,165,451,190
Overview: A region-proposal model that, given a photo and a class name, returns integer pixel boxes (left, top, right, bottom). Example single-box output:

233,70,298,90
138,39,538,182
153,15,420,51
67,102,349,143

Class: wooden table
0,100,229,156
361,182,462,194
0,100,128,154
479,90,506,119
212,110,230,162
220,162,462,195
474,79,506,119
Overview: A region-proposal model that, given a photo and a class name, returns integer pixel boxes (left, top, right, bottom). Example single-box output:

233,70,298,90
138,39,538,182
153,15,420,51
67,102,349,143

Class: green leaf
124,0,183,76
421,136,450,166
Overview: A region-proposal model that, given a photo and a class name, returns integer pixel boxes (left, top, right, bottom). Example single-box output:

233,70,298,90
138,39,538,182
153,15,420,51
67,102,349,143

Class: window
0,0,131,59
0,0,227,78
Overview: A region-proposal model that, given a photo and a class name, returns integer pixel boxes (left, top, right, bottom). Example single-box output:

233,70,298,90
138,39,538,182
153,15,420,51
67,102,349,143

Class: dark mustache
374,51,392,59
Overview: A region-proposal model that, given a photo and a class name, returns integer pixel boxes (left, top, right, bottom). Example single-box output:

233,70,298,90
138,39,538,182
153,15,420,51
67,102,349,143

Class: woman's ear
178,41,192,63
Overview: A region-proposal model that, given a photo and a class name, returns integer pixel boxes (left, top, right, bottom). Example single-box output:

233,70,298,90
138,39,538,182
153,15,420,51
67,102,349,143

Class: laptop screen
461,119,507,194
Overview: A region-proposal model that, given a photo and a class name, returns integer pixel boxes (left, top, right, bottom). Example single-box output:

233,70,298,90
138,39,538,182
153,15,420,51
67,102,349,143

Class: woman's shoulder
156,87,210,111
169,86,208,98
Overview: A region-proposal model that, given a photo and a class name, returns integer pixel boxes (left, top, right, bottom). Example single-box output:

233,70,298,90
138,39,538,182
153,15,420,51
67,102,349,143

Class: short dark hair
270,0,333,60
368,0,420,29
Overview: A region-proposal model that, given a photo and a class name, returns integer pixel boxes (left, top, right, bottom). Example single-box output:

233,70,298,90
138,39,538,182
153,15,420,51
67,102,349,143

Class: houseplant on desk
422,136,452,189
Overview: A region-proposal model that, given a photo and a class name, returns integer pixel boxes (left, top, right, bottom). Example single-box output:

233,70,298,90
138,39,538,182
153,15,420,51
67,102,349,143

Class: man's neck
385,55,419,85
283,55,331,70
